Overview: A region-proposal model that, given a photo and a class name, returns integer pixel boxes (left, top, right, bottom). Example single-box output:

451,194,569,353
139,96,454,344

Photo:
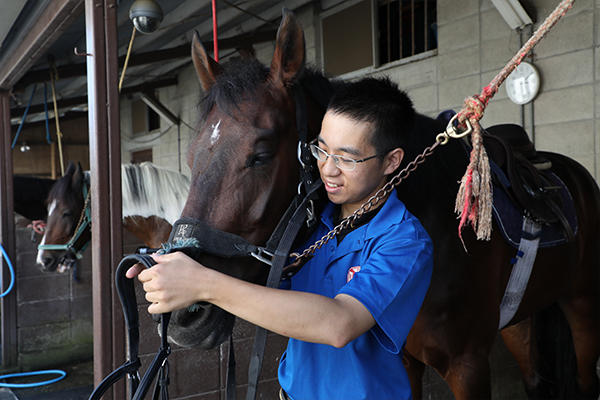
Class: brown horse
37,161,189,272
167,11,599,400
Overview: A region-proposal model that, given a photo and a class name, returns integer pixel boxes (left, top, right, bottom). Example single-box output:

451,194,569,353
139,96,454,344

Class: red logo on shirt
347,266,361,282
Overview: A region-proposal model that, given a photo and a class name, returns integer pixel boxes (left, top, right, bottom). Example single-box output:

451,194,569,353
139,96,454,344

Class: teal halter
38,183,91,259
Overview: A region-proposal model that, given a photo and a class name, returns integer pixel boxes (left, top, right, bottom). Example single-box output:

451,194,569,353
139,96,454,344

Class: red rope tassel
453,0,575,248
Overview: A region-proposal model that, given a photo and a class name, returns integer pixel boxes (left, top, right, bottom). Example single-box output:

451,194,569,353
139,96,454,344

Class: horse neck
396,113,468,220
120,163,190,225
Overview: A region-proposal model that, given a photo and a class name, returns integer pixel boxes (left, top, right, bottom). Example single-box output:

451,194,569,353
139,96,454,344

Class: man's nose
320,156,340,175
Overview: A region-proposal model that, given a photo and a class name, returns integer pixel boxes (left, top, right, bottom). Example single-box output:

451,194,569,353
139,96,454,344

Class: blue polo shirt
278,191,433,400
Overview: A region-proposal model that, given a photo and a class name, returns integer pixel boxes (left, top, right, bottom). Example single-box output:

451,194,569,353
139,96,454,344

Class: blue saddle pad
492,168,578,248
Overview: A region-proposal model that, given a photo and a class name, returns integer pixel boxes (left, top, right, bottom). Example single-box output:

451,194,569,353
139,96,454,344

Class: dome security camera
129,0,164,34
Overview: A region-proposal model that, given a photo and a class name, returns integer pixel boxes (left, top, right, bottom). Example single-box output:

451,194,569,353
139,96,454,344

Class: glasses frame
309,139,381,171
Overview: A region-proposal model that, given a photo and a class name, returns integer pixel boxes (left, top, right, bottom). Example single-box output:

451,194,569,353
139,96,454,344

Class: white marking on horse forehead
209,120,221,146
47,200,57,216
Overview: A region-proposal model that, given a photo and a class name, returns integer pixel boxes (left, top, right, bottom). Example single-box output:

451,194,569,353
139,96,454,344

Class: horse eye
63,211,72,218
246,152,274,168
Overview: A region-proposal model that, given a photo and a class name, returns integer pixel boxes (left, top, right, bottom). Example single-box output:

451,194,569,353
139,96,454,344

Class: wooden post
85,0,123,398
0,90,17,368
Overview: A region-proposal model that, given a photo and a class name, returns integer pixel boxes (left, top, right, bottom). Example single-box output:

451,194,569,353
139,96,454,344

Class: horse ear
191,31,223,91
70,162,83,190
269,9,305,86
64,161,76,177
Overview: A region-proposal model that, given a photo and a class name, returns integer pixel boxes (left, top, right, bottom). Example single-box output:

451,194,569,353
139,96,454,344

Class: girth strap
88,254,171,400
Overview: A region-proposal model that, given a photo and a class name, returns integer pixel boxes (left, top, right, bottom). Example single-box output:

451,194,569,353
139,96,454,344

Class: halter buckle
306,199,316,228
250,248,274,267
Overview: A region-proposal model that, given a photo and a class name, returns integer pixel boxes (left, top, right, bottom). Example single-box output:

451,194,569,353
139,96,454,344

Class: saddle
482,124,574,241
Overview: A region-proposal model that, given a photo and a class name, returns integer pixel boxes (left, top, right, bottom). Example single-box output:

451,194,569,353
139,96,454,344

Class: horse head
36,161,89,272
167,10,331,348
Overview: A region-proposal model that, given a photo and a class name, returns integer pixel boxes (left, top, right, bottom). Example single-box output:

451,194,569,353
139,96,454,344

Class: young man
127,77,433,399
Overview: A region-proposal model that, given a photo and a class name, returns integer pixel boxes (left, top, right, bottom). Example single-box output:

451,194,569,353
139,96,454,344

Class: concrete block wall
354,0,600,178
14,223,93,370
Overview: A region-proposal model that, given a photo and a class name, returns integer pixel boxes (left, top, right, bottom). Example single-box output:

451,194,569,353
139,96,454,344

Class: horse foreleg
500,318,548,397
443,352,491,400
403,351,426,400
560,296,600,398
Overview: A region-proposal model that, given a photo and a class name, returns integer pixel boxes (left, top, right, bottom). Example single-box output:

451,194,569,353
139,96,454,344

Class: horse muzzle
166,302,235,349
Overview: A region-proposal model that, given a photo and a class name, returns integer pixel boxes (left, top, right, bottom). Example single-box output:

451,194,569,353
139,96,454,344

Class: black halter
89,84,322,400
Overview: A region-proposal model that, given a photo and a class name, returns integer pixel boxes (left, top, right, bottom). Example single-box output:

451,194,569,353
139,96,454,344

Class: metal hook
436,114,474,145
74,47,93,57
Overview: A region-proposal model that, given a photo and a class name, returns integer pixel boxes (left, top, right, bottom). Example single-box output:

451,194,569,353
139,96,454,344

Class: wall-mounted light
491,0,532,30
129,0,164,34
20,142,31,152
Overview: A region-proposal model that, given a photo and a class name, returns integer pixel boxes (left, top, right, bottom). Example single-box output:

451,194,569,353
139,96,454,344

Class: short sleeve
338,221,433,353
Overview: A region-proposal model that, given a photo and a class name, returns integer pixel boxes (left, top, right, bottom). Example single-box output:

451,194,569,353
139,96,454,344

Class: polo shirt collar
320,189,407,240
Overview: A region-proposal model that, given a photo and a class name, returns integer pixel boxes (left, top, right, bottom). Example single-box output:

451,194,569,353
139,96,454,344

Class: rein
38,182,92,259
88,254,172,400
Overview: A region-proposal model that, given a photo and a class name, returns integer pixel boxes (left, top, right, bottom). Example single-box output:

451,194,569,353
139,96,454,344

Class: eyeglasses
309,141,380,171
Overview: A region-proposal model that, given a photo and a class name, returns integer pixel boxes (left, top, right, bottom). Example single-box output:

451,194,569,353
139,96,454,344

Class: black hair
326,77,415,157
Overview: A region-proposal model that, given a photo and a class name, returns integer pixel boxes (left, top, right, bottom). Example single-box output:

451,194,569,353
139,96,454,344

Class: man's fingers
125,263,145,279
147,303,164,314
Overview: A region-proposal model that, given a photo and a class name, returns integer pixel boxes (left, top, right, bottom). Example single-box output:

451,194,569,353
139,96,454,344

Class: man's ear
383,148,404,175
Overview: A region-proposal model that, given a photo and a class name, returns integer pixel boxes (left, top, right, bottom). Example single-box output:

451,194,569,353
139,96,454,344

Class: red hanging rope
212,0,219,61
454,0,575,246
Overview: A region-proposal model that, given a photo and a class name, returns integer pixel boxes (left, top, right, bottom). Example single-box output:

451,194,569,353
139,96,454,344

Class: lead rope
454,0,575,245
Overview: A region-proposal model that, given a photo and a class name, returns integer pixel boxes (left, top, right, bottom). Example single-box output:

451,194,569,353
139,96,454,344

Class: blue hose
0,370,66,388
0,243,14,297
0,243,67,388
11,83,37,149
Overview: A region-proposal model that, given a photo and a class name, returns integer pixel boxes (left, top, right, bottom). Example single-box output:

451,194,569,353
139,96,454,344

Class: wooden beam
11,77,177,116
15,29,277,89
0,0,83,90
0,90,17,368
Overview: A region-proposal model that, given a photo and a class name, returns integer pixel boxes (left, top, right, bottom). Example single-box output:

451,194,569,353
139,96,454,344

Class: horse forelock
199,58,270,122
121,163,190,225
47,171,80,208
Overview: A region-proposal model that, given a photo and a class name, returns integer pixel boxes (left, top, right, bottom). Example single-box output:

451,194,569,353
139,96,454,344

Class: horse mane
121,162,190,225
199,58,333,122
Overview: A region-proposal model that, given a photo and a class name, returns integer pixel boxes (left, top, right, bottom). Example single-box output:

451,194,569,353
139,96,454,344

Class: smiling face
317,111,403,218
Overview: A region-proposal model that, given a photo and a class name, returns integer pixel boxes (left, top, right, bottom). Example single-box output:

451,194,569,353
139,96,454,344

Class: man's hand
125,252,212,314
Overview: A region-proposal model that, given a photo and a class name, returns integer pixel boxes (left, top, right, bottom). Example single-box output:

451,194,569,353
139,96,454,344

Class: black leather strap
88,254,171,400
245,181,320,400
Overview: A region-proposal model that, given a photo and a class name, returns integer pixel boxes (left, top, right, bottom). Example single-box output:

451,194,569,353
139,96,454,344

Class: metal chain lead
291,135,445,262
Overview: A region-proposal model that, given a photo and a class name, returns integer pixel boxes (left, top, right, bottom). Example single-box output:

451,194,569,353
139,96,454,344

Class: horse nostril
42,257,54,267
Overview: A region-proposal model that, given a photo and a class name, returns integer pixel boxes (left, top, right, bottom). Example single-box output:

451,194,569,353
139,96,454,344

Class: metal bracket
250,247,274,267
